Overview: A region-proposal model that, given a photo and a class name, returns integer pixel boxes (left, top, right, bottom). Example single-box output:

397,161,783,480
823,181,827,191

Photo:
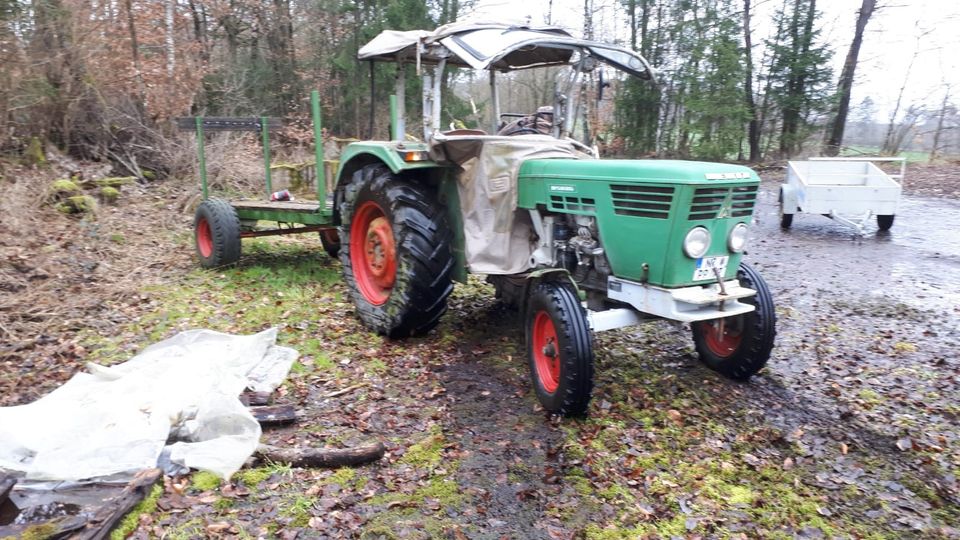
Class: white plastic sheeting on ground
0,328,297,483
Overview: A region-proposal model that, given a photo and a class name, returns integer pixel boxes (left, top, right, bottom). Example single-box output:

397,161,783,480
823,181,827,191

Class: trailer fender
779,184,799,214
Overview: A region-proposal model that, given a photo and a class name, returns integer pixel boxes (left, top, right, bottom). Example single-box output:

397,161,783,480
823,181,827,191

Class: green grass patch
109,484,163,539
400,427,446,470
281,494,315,528
191,470,222,491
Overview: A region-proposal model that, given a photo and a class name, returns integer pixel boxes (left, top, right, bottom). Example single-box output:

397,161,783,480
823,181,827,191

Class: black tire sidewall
877,214,894,231
193,198,241,268
692,263,776,380
339,166,453,338
525,281,594,416
780,211,793,228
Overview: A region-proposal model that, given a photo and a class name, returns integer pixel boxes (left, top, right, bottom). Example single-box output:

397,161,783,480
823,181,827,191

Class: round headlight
683,227,711,258
728,223,748,253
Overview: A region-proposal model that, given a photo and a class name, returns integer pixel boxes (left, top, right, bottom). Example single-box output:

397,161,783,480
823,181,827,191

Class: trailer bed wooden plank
231,200,323,212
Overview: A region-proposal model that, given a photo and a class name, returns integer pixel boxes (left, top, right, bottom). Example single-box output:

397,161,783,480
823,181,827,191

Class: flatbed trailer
779,156,905,235
178,91,340,265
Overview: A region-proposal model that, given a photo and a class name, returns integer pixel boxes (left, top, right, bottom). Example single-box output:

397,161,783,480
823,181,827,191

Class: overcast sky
462,0,960,120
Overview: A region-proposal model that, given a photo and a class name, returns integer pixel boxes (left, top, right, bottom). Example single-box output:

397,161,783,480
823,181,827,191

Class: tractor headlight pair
682,223,748,258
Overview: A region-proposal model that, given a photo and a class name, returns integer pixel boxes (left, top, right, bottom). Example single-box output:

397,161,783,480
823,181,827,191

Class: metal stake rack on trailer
178,91,340,266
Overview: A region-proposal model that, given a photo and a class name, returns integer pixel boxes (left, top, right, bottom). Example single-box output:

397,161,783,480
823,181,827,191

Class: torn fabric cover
430,133,581,274
0,328,297,484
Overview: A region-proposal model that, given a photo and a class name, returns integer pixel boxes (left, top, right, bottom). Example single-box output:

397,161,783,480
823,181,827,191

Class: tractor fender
779,184,798,214
520,268,581,322
333,143,442,224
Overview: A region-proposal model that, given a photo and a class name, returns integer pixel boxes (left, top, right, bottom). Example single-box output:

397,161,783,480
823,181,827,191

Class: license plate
693,256,728,281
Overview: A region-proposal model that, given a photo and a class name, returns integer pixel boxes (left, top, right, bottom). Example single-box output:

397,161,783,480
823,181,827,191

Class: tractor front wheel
691,263,776,380
339,165,454,338
194,198,241,268
525,281,594,416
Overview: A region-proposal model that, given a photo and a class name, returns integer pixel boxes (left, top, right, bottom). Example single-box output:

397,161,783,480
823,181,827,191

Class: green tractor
192,22,776,416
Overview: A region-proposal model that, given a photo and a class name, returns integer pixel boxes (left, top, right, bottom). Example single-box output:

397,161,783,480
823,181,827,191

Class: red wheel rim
196,217,213,258
532,311,561,393
700,316,744,358
349,201,396,305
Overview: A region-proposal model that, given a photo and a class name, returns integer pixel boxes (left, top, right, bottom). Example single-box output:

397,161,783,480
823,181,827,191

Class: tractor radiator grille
609,185,675,219
549,195,597,213
688,185,758,220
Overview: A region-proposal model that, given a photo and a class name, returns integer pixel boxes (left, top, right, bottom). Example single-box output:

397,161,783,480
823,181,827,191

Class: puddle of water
755,191,960,259
13,502,83,525
750,190,960,314
883,260,960,315
884,197,960,259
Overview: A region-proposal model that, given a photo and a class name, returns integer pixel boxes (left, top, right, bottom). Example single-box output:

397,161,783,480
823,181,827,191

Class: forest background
1,0,958,180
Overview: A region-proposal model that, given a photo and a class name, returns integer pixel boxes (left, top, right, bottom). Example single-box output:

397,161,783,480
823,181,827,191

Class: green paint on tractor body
517,158,760,288
337,141,439,177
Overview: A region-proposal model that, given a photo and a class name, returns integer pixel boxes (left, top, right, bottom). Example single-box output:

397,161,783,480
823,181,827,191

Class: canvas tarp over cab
430,134,581,275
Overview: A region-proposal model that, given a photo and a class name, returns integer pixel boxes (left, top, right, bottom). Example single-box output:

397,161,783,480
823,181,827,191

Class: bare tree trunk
582,0,593,41
123,0,146,104
929,86,950,162
882,31,927,154
353,4,360,137
187,0,209,62
743,0,760,162
165,0,175,77
823,0,875,156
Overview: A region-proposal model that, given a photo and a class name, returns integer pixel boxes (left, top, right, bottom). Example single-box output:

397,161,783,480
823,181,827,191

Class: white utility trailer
779,157,905,234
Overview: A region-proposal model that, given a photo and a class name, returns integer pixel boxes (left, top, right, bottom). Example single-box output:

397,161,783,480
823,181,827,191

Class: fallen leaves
897,437,914,452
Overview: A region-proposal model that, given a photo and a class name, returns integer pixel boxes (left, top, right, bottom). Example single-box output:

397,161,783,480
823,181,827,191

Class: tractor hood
516,158,761,288
518,158,759,185
358,21,655,80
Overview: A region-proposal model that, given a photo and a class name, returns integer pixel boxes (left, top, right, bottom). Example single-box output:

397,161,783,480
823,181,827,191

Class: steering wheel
505,127,543,136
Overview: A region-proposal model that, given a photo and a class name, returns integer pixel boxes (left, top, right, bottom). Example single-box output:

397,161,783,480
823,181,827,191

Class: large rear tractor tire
339,165,454,338
194,198,241,268
525,281,594,416
691,263,776,380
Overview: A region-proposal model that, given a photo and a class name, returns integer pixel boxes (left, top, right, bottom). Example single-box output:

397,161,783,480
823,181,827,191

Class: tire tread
340,166,454,338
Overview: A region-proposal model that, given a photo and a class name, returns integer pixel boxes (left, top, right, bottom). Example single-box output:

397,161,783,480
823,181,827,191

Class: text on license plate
693,256,728,281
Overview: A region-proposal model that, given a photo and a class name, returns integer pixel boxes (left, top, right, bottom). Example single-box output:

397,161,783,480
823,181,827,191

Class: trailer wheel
194,198,241,268
526,281,594,416
319,229,340,258
691,263,775,380
339,165,454,338
877,214,895,231
779,209,793,229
